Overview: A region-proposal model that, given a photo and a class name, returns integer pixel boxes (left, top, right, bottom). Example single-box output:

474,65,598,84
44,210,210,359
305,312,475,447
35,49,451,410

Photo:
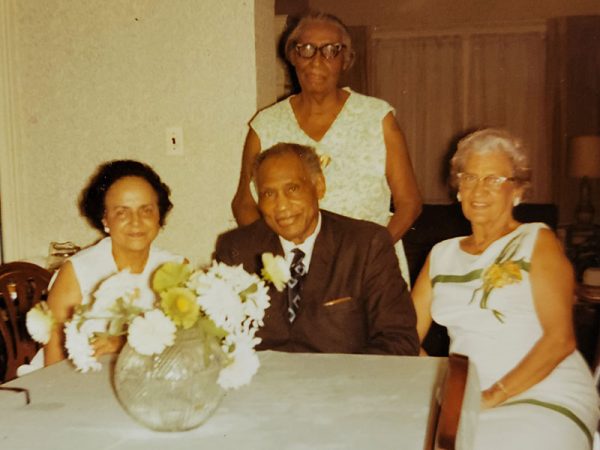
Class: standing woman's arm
231,129,262,226
412,255,434,356
44,261,82,365
382,112,422,243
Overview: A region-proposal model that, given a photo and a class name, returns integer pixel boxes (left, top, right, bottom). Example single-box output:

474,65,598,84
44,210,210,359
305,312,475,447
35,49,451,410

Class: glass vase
113,326,224,432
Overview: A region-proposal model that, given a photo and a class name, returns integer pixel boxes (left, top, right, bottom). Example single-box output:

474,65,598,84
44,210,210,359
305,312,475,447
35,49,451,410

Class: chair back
424,353,472,450
0,262,52,382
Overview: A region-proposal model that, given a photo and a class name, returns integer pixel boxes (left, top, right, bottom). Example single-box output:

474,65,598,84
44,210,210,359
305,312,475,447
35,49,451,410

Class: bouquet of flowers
27,255,290,390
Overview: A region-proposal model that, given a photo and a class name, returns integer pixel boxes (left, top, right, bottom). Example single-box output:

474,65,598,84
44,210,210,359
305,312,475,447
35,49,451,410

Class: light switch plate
166,126,184,155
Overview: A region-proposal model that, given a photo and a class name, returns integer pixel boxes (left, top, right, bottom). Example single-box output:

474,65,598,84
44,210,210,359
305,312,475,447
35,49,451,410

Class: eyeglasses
457,172,516,190
294,43,346,60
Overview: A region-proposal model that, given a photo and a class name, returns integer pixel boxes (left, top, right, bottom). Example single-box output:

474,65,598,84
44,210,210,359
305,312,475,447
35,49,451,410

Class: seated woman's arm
481,228,577,408
382,112,423,243
411,254,434,356
44,261,82,365
231,129,262,226
45,261,129,366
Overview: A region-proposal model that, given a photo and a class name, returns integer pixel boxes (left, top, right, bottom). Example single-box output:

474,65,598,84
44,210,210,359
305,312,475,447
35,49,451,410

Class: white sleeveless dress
430,222,599,450
17,237,182,375
251,87,411,285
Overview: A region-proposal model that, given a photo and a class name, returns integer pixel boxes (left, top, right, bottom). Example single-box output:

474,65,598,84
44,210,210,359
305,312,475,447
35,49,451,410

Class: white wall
1,0,275,265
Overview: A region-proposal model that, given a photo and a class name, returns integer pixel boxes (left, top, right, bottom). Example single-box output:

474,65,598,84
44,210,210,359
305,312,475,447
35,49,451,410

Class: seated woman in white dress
43,160,182,366
412,129,599,450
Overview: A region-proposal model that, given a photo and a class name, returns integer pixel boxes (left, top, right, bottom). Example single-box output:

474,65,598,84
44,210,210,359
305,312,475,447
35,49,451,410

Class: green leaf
152,262,192,292
480,288,491,309
469,286,482,305
239,283,258,302
198,316,227,339
107,316,127,335
492,309,505,323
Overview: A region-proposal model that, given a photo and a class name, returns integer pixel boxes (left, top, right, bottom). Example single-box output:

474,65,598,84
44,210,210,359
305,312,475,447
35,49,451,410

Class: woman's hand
92,335,125,357
480,382,509,409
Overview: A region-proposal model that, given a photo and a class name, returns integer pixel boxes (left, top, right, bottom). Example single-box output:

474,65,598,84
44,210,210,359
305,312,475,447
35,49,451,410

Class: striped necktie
287,248,307,323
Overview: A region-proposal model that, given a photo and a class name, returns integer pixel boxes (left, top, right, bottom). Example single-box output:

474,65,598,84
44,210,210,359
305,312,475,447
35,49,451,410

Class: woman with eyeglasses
232,11,421,285
412,129,599,450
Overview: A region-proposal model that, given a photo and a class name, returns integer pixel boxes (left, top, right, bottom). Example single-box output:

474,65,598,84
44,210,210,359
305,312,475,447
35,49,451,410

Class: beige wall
308,0,600,27
1,0,275,265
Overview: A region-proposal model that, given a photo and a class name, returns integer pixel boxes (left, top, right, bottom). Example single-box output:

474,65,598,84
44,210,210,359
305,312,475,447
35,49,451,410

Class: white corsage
261,253,291,292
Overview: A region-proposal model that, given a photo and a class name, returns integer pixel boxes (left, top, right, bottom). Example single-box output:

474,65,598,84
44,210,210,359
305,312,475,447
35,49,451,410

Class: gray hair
450,128,531,191
284,11,355,71
252,142,323,186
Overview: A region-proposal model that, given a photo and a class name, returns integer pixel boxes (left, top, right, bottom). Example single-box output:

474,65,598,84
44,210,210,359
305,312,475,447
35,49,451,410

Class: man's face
256,153,325,245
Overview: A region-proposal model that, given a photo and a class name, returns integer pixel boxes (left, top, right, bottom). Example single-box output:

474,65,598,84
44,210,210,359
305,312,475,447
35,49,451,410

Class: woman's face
291,21,345,96
458,150,523,228
102,176,161,254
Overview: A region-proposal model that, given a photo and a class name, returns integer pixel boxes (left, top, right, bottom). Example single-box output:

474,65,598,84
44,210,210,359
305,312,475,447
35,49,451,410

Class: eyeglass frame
456,172,517,190
294,42,346,60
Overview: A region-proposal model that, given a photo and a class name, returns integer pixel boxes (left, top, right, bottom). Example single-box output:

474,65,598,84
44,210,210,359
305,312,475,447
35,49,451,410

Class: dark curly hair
79,159,173,234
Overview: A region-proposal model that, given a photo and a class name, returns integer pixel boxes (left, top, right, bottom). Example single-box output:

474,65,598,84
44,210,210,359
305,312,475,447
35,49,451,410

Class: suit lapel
302,212,337,305
258,224,286,313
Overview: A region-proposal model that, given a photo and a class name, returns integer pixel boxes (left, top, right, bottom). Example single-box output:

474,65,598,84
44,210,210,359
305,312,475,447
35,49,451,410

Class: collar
278,212,322,271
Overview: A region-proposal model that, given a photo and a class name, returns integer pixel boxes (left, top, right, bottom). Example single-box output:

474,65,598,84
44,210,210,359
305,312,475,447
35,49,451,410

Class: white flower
196,277,245,333
62,261,270,390
64,320,102,373
25,302,54,344
240,280,270,325
91,270,138,316
191,261,259,295
217,336,260,390
261,253,290,292
127,309,176,355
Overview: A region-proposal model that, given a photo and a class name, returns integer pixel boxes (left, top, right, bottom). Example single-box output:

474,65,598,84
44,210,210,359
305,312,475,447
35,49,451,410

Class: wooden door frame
0,0,25,262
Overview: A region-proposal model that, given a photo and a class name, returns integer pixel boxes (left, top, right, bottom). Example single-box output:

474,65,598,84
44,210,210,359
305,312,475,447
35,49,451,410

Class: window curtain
371,27,548,203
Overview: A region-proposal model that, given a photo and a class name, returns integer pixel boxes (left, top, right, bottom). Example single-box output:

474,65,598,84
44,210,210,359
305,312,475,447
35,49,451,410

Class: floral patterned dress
250,88,410,284
430,222,599,450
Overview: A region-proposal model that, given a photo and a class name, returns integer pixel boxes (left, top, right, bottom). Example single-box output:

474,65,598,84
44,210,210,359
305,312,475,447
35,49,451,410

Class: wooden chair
0,262,52,383
425,353,471,450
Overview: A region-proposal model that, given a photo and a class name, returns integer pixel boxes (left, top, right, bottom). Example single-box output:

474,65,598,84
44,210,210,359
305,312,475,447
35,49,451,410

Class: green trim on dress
431,232,531,322
431,269,484,287
499,398,593,445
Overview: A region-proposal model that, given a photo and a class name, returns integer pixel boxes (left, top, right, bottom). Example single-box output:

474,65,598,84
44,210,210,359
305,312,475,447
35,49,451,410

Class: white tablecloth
0,351,476,450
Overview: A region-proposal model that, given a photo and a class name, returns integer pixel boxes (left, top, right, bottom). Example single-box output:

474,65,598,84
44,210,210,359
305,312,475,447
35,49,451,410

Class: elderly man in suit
216,142,418,355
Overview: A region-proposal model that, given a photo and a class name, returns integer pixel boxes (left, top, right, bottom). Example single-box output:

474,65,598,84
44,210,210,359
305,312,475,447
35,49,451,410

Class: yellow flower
160,287,199,329
483,261,523,289
261,253,290,292
319,153,332,169
152,262,192,293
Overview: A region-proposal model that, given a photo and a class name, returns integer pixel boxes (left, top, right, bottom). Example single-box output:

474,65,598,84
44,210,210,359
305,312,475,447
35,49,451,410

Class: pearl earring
456,192,462,202
513,197,521,207
104,226,110,234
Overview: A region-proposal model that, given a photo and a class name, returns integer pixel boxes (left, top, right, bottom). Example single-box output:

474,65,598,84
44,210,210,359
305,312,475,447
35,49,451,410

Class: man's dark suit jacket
215,210,419,355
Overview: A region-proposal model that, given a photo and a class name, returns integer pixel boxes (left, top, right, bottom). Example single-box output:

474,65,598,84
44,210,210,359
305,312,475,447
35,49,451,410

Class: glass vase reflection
113,326,224,432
